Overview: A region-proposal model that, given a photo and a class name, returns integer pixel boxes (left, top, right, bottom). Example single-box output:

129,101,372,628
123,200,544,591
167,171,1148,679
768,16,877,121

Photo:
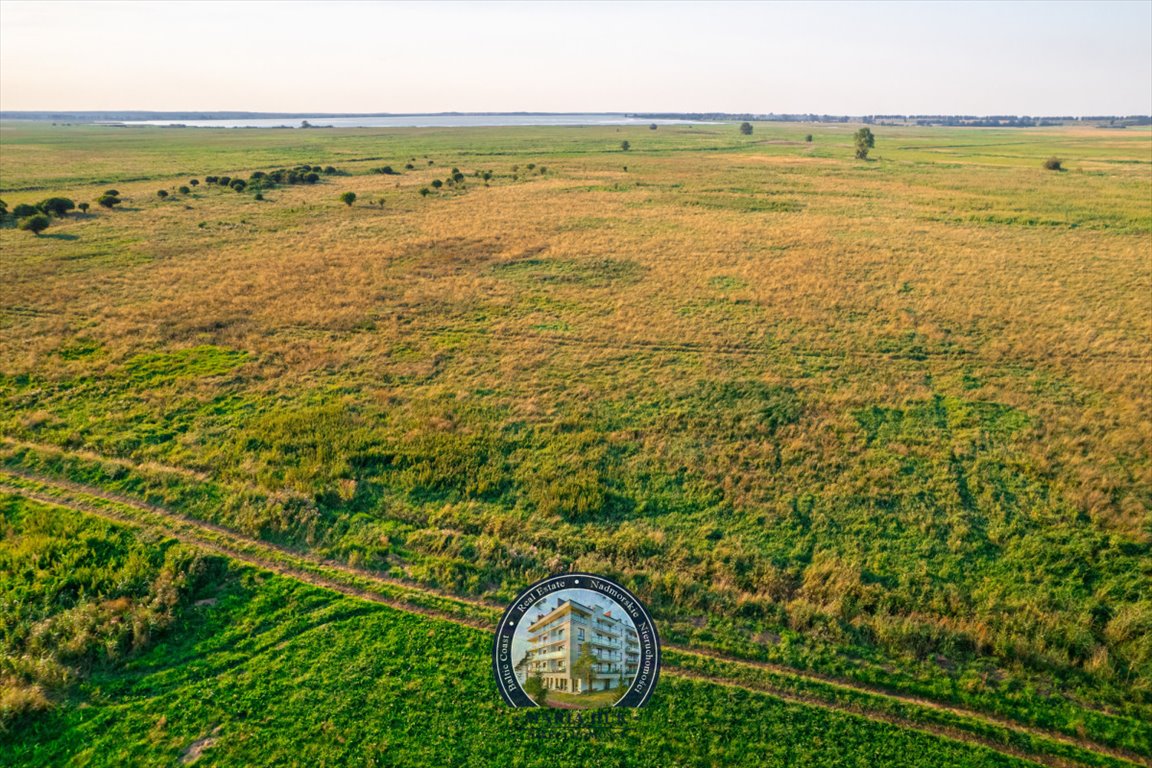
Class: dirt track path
1,468,1146,768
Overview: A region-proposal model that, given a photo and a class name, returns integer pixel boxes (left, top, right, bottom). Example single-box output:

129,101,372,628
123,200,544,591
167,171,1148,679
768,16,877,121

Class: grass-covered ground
1,120,1149,762
2,496,1056,767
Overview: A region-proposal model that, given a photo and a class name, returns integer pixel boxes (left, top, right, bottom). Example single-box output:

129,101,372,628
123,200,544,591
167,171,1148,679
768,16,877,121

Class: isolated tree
805,134,814,142
340,191,357,206
572,643,597,693
157,190,169,199
178,186,191,195
620,140,630,151
77,202,90,214
189,179,200,187
740,121,753,135
854,127,875,160
18,214,51,235
1044,157,1063,171
431,179,443,189
649,123,658,130
38,197,75,217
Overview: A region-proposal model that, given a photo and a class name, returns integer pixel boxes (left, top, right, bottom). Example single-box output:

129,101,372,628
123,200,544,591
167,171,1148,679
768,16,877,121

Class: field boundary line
0,469,1146,768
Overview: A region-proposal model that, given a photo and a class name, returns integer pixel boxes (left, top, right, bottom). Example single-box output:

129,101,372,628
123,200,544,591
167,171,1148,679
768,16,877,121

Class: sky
1,0,1149,115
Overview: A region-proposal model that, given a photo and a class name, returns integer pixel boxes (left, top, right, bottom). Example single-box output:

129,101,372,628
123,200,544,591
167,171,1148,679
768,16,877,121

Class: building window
577,628,584,641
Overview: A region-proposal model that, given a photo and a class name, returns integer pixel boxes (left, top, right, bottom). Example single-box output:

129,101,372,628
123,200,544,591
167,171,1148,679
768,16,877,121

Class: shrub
230,179,247,192
481,171,492,181
178,186,190,195
250,171,266,180
740,121,753,135
304,172,320,183
97,195,121,209
374,166,397,175
620,141,630,151
18,214,51,235
38,197,75,217
324,166,336,175
103,189,120,197
204,176,218,185
219,176,232,187
526,163,535,170
254,192,264,201
405,163,415,170
156,190,169,199
650,123,658,130
805,134,814,142
13,203,39,218
419,187,430,197
1044,157,1063,171
538,166,546,174
452,171,464,183
339,191,357,206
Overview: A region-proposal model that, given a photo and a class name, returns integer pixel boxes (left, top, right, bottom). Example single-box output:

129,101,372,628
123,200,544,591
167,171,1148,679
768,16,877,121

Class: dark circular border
493,573,660,708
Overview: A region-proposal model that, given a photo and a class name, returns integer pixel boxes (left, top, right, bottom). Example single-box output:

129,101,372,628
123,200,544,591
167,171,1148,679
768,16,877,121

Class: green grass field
1,119,1149,766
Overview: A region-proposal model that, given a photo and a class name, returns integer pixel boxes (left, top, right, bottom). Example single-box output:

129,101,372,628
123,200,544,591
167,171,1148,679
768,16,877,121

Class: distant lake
116,114,719,129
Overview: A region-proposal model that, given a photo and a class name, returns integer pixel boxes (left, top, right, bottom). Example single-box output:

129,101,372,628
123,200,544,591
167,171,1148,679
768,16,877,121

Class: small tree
78,202,90,214
38,197,75,217
572,643,597,693
19,214,51,235
97,195,121,208
157,190,169,199
189,179,200,187
431,179,443,189
649,123,658,130
1044,157,1063,171
340,191,357,206
740,122,753,135
805,134,814,142
620,140,630,151
854,127,875,160
523,673,548,705
178,186,191,195
419,187,431,197
103,189,120,197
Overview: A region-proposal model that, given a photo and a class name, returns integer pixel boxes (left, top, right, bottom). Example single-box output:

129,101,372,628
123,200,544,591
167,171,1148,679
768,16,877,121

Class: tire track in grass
0,469,1146,768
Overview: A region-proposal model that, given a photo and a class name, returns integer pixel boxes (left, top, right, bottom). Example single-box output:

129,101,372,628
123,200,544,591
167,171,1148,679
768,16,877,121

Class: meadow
1,119,1149,765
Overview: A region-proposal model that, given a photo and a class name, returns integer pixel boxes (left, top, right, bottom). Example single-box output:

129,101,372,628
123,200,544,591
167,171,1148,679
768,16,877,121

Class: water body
116,114,718,129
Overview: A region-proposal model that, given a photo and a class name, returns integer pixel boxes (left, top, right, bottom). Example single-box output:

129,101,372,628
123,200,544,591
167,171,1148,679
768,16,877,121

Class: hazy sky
1,0,1149,114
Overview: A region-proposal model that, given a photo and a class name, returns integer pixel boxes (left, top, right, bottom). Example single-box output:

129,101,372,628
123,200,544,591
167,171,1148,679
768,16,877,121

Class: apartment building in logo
518,596,641,693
